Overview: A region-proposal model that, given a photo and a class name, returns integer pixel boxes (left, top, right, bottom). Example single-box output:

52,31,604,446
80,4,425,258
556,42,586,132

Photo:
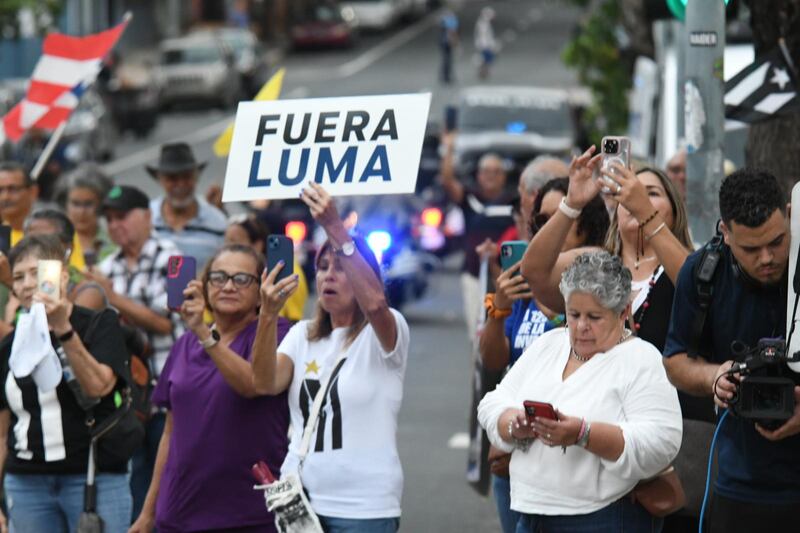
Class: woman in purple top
129,244,293,533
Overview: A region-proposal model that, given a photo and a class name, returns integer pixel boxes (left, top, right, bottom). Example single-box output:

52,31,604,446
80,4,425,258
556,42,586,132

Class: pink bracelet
575,418,587,445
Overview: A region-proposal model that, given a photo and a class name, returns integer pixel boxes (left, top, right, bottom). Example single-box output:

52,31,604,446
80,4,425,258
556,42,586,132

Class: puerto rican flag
724,46,800,123
0,17,129,144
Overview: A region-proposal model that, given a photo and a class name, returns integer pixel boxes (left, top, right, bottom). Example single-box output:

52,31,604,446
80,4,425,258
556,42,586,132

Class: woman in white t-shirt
253,183,410,533
478,250,682,532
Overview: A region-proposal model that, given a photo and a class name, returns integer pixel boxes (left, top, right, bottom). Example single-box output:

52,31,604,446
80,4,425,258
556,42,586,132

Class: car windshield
162,46,220,65
460,93,573,136
219,34,251,58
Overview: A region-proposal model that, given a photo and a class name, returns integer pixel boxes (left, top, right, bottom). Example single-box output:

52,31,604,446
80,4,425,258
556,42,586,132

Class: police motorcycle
316,194,440,310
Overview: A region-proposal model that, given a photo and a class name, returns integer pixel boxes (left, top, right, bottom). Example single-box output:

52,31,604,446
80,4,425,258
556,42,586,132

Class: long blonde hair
604,167,692,256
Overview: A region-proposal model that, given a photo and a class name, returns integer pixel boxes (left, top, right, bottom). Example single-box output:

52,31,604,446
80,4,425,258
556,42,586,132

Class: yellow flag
213,67,286,157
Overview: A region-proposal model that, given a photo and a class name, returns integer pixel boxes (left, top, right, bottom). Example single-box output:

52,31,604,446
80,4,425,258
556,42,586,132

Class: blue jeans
515,498,662,533
130,412,166,522
5,472,131,533
493,475,522,533
317,515,399,533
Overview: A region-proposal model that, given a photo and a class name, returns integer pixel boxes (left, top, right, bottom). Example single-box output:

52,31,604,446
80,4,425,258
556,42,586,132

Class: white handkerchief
9,303,62,391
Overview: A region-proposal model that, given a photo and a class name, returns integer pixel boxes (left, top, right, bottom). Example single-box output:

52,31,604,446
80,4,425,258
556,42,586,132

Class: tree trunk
744,0,800,195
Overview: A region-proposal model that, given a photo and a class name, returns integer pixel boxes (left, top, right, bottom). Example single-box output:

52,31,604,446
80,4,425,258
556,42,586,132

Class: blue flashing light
506,121,527,134
367,230,392,255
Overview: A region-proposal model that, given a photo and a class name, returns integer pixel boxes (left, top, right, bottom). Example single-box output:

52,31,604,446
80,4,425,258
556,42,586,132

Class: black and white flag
725,47,799,123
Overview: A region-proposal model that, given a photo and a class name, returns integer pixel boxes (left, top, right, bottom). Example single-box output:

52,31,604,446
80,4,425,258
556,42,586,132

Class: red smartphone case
523,401,558,421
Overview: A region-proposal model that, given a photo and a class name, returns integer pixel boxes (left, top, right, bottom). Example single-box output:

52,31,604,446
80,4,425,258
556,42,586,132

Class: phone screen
37,260,62,300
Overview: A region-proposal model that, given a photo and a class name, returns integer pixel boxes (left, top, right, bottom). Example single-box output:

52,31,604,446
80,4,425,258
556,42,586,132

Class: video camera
726,339,800,430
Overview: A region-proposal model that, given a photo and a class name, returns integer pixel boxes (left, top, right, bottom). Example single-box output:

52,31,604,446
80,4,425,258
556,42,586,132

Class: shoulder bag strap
297,353,347,467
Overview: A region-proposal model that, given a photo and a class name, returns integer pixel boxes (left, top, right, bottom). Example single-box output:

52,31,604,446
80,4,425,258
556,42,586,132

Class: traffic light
645,0,736,22
667,0,734,21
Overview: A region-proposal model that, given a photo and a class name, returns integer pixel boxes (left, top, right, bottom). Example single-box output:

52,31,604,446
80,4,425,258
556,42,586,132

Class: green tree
0,0,62,38
562,0,632,145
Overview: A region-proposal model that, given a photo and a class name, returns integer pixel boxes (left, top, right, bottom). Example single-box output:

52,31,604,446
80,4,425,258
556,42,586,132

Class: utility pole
684,0,726,243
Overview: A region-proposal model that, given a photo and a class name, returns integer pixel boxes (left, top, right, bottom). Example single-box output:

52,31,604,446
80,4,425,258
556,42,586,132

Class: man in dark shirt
663,168,799,532
440,133,514,341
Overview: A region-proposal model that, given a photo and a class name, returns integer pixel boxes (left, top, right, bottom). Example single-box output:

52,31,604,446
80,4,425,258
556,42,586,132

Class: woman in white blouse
478,250,682,532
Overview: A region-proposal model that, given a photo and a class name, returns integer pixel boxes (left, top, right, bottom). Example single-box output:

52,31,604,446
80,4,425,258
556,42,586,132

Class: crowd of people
0,142,409,533
0,126,797,533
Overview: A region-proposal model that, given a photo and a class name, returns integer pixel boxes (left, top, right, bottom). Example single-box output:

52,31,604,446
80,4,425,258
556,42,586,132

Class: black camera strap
689,229,725,358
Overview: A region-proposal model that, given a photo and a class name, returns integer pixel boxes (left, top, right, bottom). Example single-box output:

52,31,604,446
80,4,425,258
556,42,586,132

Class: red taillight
285,221,307,245
421,207,443,228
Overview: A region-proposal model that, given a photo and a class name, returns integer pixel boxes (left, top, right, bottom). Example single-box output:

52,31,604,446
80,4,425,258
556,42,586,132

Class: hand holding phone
167,256,197,310
523,401,558,423
599,136,631,193
266,235,294,283
37,260,62,300
500,241,527,276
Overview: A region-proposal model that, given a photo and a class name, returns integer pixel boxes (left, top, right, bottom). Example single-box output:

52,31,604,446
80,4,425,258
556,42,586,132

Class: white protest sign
222,93,431,202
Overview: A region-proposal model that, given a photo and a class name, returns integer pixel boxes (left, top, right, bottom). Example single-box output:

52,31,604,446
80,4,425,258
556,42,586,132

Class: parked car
452,86,586,187
340,0,403,31
155,34,242,109
193,27,271,98
291,4,359,49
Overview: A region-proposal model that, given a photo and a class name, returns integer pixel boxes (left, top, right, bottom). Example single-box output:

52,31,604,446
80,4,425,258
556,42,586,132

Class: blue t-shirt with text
505,299,562,366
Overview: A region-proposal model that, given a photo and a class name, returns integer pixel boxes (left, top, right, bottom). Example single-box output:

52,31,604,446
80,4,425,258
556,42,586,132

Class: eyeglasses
0,185,28,195
208,271,259,288
68,199,98,211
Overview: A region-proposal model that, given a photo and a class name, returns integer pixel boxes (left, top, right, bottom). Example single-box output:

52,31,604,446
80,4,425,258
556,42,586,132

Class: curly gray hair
559,251,632,314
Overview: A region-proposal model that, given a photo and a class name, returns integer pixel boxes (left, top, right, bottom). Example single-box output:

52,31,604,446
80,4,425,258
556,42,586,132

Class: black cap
102,185,150,213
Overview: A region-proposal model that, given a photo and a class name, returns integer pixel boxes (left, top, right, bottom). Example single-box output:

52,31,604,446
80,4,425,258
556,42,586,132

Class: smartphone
523,400,558,423
0,225,10,254
166,255,197,310
444,105,458,131
600,136,632,192
267,234,294,283
500,241,527,276
37,260,62,300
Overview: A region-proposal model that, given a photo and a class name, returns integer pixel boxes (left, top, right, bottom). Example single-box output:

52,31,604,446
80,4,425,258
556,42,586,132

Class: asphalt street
102,0,581,530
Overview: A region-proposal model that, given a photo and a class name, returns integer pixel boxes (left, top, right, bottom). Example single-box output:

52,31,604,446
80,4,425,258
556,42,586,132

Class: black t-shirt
664,245,800,504
636,271,715,422
0,306,130,475
460,188,514,277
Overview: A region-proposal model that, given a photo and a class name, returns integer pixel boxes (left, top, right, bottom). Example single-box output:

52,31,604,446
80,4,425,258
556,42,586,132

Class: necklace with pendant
571,328,633,363
633,255,657,270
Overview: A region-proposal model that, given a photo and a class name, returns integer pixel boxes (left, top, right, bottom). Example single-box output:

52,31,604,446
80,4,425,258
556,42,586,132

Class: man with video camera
663,168,800,532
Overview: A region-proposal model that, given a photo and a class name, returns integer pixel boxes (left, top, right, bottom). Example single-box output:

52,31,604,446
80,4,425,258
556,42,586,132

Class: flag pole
29,121,67,182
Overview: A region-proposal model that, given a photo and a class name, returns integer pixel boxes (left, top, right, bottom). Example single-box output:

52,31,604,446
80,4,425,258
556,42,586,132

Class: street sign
222,93,431,202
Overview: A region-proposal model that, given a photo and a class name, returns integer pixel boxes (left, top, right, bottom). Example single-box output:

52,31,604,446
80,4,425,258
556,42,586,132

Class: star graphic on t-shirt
771,66,791,91
305,360,321,375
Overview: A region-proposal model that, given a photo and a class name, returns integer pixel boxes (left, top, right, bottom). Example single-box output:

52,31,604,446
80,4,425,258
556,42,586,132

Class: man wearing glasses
86,184,183,521
0,161,38,247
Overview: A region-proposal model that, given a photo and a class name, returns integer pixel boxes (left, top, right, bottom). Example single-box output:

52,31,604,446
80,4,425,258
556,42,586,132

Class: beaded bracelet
638,210,659,229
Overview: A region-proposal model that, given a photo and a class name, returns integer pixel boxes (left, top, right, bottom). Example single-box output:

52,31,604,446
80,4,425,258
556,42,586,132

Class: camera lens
604,139,618,153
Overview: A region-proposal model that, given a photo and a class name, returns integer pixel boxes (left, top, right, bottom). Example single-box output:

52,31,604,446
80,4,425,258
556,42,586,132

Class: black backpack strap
688,229,724,358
